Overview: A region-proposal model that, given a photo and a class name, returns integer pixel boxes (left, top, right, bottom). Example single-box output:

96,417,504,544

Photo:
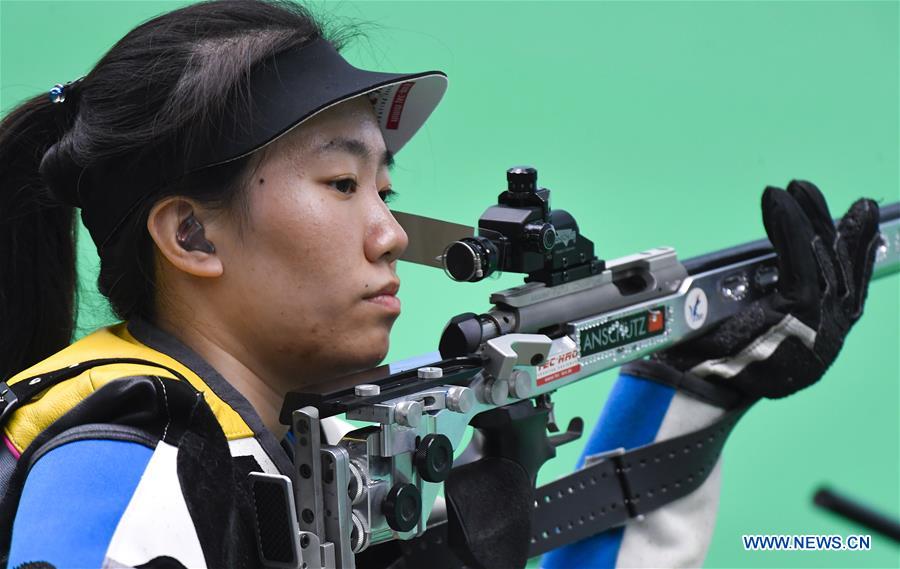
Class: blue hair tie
49,84,67,104
48,76,85,104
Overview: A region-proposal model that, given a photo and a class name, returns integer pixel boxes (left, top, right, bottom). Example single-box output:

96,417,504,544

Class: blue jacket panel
8,439,153,569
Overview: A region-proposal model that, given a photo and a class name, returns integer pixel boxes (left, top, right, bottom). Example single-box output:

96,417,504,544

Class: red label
386,82,414,130
647,310,664,333
536,348,581,386
537,363,581,386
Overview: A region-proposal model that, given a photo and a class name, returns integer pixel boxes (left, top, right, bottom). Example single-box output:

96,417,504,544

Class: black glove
626,181,881,402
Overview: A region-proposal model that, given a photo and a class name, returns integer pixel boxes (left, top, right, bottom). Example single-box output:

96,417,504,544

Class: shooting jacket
0,319,295,568
0,318,727,568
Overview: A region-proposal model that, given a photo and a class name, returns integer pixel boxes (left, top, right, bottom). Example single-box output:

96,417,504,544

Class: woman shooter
0,1,880,567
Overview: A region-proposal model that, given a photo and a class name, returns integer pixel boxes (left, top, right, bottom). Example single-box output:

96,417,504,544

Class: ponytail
0,0,352,379
0,93,78,380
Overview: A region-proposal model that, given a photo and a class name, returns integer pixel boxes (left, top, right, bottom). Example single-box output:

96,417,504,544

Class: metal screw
485,379,509,405
348,460,367,505
395,400,424,428
446,386,475,414
417,366,443,379
351,512,368,553
354,384,381,397
721,274,750,301
510,370,533,399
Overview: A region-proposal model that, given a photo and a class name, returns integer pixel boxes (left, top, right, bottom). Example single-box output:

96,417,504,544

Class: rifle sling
393,403,749,566
529,403,749,557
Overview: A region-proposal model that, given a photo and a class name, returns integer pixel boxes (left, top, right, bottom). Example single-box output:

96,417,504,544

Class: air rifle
251,167,899,569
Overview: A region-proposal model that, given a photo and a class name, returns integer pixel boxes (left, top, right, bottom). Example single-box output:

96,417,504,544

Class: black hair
0,0,356,380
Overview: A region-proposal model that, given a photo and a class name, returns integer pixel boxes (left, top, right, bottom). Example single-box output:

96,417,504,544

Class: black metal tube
813,486,900,543
684,201,899,276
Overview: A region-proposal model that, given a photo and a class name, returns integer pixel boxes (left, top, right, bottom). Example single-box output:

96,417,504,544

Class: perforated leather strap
528,403,750,557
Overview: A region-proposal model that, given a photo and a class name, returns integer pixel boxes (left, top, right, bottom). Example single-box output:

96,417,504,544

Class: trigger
548,417,583,448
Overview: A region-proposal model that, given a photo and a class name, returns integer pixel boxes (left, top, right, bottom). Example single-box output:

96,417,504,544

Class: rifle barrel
684,201,900,276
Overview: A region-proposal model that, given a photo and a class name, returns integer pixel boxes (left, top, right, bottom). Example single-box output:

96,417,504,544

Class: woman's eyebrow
316,137,395,170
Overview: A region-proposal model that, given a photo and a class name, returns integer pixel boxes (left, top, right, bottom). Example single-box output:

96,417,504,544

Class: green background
2,1,898,567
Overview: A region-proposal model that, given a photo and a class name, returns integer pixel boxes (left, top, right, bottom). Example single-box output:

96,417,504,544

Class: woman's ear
147,197,224,278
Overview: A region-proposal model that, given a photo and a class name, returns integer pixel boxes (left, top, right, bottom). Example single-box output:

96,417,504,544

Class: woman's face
210,96,408,387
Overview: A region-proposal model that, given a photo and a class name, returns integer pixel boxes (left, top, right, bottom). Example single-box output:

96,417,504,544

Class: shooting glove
625,181,881,402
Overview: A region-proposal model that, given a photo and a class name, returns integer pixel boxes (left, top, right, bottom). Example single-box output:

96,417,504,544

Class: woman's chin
360,344,390,369
340,335,391,373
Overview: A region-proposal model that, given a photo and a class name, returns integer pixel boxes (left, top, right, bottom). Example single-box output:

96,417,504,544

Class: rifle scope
442,166,604,286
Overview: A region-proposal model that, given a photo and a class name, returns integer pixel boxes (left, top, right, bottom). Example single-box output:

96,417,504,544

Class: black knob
415,434,454,483
439,312,483,358
524,222,557,252
382,483,421,532
507,166,538,193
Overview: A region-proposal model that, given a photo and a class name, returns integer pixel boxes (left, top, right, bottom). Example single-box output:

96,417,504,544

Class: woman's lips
365,294,401,314
364,280,401,314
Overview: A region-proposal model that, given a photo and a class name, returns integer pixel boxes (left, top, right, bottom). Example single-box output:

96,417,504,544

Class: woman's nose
365,200,409,264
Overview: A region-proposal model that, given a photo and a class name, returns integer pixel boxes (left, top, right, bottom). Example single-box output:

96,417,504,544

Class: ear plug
176,214,216,254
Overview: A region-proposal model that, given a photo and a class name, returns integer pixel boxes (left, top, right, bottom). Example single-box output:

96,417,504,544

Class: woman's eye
328,178,358,194
380,188,398,204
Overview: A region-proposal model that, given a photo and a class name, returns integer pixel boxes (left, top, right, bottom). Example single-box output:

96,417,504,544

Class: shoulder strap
0,358,190,426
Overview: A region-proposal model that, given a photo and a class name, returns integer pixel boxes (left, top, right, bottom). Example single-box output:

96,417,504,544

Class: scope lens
443,237,497,282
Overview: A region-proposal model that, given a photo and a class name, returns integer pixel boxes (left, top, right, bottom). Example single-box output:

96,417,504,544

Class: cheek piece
175,215,216,254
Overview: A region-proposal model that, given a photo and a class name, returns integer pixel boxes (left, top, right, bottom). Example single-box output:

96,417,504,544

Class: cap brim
187,39,448,171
